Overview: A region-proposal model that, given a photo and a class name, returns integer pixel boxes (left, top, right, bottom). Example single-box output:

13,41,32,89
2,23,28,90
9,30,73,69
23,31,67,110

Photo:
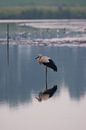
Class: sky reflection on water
0,45,86,130
0,87,86,130
0,45,86,106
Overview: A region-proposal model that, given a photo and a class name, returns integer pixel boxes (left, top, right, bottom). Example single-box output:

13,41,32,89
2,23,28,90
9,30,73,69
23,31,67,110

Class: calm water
0,44,86,130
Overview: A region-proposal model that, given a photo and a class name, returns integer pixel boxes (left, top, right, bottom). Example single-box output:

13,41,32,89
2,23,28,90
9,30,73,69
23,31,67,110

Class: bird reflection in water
36,85,57,102
35,54,57,102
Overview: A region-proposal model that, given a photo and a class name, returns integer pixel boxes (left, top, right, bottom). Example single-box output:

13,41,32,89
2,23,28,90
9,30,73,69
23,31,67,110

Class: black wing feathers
43,59,57,71
43,85,57,97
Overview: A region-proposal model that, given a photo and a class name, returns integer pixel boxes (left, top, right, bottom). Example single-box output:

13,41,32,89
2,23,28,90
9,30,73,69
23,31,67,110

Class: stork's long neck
38,56,42,64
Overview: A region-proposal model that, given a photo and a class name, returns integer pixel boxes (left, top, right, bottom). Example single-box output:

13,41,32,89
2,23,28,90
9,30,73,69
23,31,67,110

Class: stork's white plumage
37,56,50,64
35,54,57,89
35,54,57,71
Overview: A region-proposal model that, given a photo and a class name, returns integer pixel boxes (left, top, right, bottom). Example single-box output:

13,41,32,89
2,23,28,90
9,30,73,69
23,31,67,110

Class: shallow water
0,44,86,130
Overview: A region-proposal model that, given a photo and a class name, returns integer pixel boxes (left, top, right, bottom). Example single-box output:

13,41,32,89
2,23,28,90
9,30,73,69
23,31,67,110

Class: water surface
0,45,86,130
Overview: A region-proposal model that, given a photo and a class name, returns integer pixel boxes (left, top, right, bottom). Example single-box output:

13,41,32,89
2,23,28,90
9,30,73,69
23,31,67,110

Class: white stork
35,54,57,89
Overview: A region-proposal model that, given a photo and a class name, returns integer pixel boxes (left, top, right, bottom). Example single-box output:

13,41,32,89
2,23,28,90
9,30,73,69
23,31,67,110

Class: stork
35,54,57,89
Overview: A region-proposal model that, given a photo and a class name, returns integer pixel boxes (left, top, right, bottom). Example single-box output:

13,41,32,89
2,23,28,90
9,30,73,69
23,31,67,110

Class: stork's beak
35,97,42,102
35,54,42,59
35,56,38,59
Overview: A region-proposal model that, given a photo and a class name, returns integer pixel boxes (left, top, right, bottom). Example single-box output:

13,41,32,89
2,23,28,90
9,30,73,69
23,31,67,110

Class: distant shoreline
0,6,86,19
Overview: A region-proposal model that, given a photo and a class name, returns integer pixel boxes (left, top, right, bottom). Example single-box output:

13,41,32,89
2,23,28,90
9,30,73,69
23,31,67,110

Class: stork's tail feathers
53,65,57,72
48,59,57,72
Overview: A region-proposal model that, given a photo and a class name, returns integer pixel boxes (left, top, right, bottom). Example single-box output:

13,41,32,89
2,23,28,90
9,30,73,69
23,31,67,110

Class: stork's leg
45,66,48,90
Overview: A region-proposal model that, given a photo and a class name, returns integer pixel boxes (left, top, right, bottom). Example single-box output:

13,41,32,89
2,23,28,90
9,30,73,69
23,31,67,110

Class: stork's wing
43,85,57,97
43,59,57,71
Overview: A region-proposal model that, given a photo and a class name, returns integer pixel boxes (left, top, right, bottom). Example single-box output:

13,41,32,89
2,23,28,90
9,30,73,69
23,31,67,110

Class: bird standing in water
35,54,57,89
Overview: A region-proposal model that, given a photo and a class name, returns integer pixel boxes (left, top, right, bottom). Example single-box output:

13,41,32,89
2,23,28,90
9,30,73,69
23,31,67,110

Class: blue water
0,45,86,105
0,44,86,130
